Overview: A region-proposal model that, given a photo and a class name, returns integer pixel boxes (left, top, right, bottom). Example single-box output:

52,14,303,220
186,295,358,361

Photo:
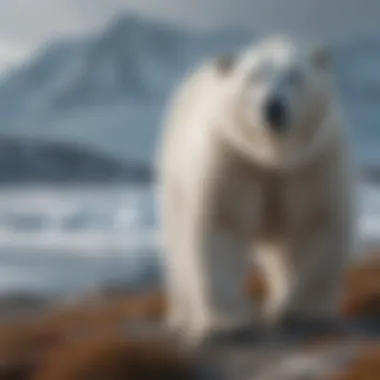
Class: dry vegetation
32,337,195,380
329,342,380,380
245,253,380,319
0,253,378,379
0,292,168,380
340,260,380,319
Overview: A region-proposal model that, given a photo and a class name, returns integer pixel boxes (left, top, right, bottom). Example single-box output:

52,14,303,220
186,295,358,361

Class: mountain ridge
0,12,378,167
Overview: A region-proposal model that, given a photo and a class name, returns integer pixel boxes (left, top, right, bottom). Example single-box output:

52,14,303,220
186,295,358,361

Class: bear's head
213,35,339,168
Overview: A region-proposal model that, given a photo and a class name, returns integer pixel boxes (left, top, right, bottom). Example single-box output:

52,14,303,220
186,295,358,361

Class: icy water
0,184,162,296
0,181,377,297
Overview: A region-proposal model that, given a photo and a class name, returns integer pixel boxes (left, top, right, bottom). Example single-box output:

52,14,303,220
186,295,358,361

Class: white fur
157,35,356,345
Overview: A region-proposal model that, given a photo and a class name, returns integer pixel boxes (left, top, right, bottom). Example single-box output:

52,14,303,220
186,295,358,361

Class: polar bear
156,35,356,345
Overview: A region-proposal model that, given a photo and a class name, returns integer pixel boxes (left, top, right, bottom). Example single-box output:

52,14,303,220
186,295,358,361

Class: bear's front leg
285,227,349,324
160,180,192,333
254,241,296,335
181,225,253,347
258,225,350,339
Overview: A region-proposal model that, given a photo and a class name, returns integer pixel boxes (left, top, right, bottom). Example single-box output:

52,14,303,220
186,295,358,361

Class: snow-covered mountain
0,13,378,167
0,13,252,166
0,14,251,108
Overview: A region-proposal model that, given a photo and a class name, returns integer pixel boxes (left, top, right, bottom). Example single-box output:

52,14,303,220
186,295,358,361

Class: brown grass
340,261,380,319
0,292,167,380
0,253,377,379
37,291,166,336
329,342,380,380
0,320,63,380
32,337,195,380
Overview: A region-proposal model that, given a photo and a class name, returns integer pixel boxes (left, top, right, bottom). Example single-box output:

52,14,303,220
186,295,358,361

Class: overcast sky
0,0,379,67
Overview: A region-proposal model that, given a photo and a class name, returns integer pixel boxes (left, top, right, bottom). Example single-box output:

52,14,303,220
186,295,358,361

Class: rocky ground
0,253,379,379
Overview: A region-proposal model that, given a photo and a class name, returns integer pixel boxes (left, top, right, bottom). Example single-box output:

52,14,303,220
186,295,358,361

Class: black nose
264,97,287,132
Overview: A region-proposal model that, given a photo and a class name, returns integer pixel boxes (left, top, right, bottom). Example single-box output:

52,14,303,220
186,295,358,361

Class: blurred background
0,0,379,302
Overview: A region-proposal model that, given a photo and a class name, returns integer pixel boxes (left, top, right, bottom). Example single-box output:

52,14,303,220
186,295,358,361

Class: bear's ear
312,45,332,71
214,53,236,75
